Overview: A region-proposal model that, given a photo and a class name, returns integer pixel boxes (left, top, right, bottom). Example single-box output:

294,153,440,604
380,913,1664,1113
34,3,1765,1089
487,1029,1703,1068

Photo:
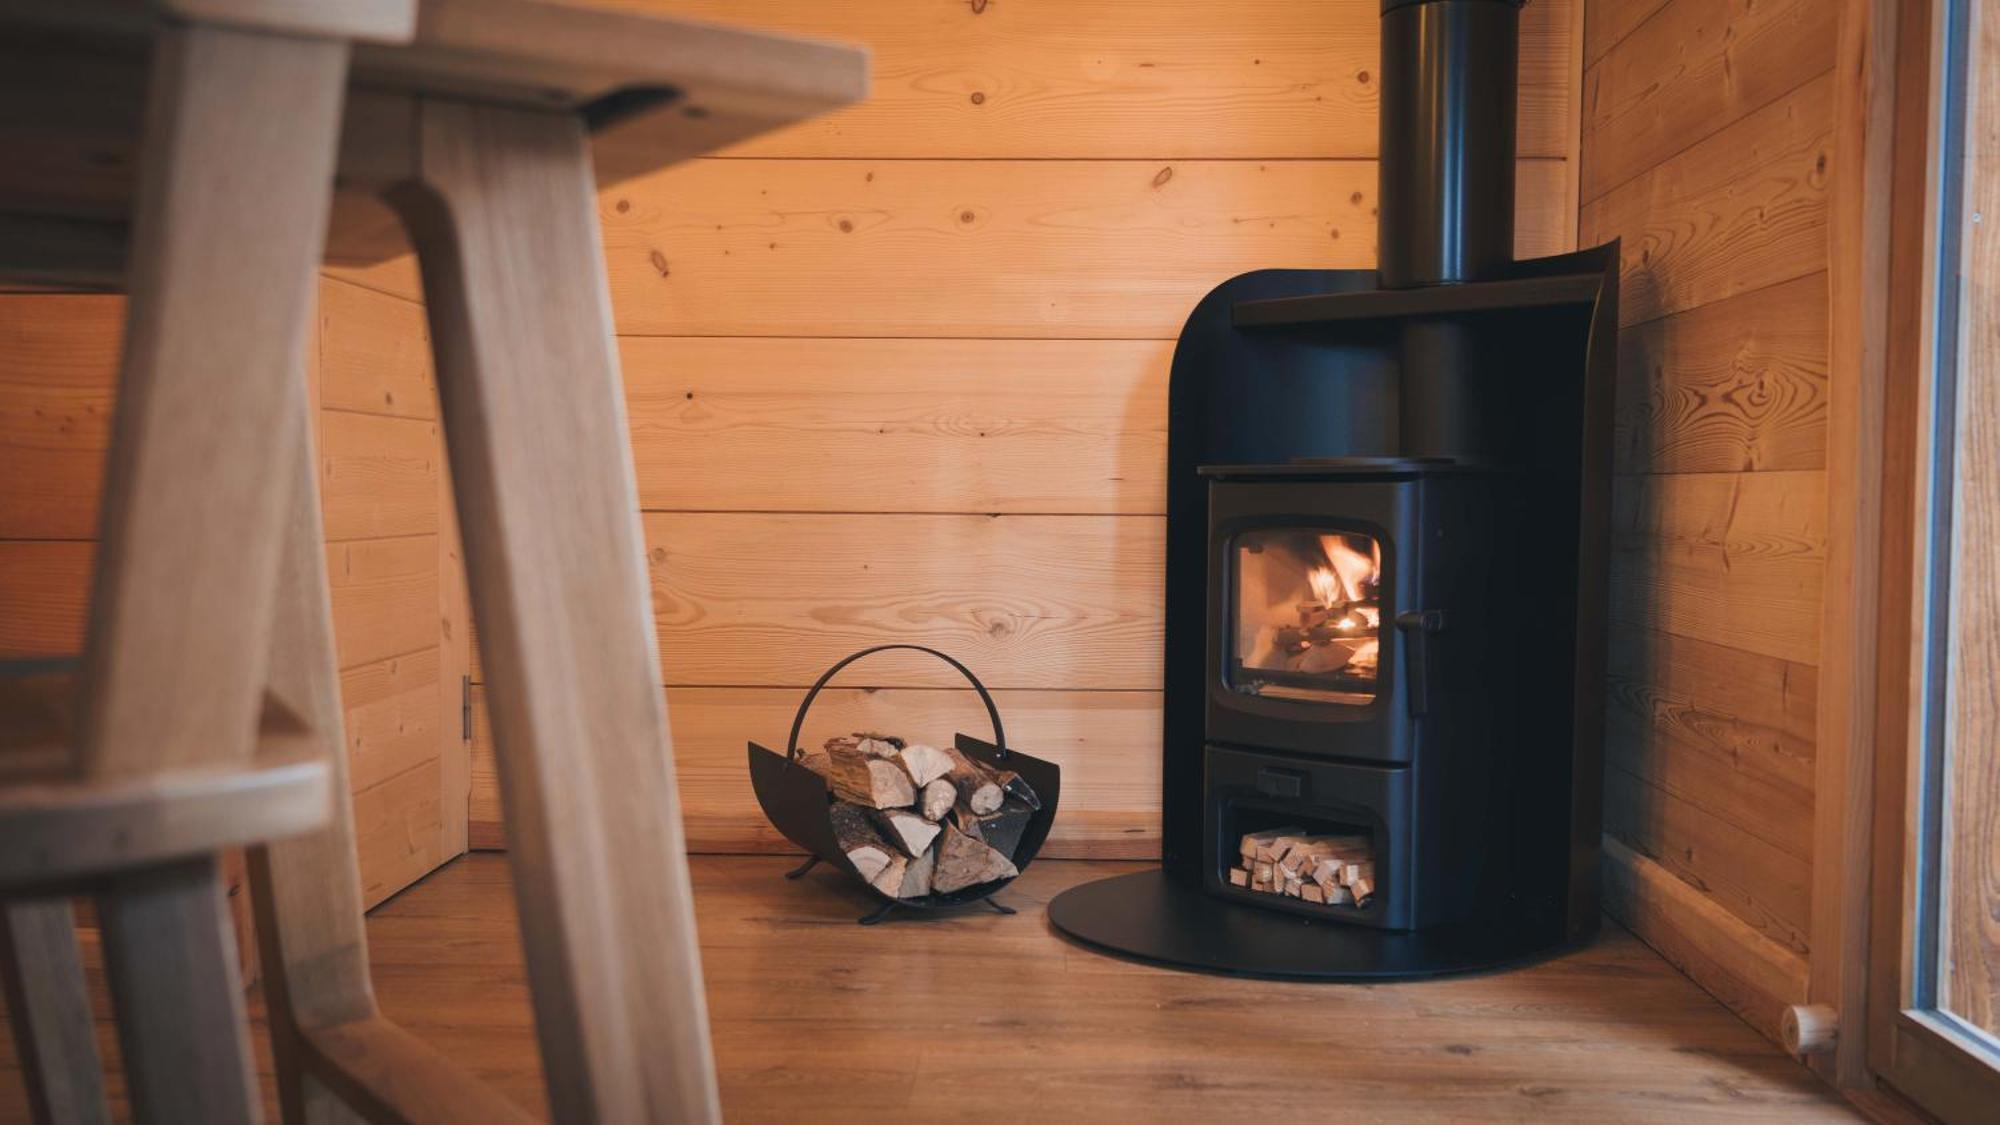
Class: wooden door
309,276,472,907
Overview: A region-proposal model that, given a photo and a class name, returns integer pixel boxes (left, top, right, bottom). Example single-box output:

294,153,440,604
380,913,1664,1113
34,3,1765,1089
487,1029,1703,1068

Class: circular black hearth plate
1047,868,1589,981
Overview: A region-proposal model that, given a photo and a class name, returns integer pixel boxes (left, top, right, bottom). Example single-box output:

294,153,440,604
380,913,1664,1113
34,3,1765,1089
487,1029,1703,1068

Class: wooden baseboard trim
1601,834,1810,1045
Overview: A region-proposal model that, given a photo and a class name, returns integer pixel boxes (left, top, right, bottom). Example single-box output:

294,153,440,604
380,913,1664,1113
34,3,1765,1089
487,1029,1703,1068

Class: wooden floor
2,855,1859,1122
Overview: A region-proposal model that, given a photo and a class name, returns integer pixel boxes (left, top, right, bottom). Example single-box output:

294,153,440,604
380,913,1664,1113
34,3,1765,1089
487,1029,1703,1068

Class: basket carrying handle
785,645,1007,762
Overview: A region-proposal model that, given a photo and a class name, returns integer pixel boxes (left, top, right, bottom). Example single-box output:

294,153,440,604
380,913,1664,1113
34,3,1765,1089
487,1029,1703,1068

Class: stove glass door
1228,527,1382,705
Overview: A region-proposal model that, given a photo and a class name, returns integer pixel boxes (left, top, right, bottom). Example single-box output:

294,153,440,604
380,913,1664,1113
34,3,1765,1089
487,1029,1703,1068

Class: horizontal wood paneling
340,646,443,795
1583,0,1834,1041
1605,764,1812,955
590,0,1577,160
1581,0,1837,203
318,272,460,904
326,534,439,672
1609,470,1825,665
1613,272,1829,474
316,278,434,420
469,685,1161,858
643,512,1163,690
601,158,1568,338
1581,72,1831,327
1606,627,1816,860
351,755,446,909
622,336,1171,514
1583,0,1673,66
0,540,88,656
466,492,1823,701
0,294,117,540
319,411,440,541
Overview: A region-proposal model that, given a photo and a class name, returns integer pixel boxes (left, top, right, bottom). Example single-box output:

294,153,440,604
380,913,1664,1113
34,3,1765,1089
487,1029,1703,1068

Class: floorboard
0,856,1858,1122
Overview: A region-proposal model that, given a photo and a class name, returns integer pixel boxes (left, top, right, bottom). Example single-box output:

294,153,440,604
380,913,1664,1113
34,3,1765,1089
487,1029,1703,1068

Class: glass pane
1229,528,1382,704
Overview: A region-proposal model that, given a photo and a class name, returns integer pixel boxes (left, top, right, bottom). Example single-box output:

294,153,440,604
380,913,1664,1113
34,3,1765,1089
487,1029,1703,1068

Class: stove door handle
1394,609,1445,716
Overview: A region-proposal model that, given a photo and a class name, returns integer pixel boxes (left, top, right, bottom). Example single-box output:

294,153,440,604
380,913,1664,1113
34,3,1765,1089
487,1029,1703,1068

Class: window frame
1865,0,2000,1115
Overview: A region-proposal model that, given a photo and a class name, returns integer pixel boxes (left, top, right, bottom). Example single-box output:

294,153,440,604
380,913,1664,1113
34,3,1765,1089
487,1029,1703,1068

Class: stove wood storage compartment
1049,0,1617,980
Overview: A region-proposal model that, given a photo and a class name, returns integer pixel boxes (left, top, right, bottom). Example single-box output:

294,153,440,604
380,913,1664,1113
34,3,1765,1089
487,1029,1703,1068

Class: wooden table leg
72,19,351,1125
74,21,348,778
0,900,110,1125
391,98,722,1125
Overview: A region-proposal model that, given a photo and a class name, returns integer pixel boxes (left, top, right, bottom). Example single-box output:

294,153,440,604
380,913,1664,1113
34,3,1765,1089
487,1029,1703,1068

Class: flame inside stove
1233,528,1385,703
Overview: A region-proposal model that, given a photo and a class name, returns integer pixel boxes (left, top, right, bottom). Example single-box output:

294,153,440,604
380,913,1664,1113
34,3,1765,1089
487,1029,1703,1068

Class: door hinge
461,674,473,743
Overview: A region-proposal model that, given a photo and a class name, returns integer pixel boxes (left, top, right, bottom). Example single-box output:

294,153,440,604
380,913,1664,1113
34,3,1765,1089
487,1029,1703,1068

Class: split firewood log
825,742,915,809
932,823,1018,894
918,778,956,822
799,751,832,777
855,734,902,759
829,804,897,885
896,847,936,898
955,800,1034,862
1240,826,1305,864
1228,867,1250,887
939,744,1004,814
989,767,1040,811
1301,883,1325,904
869,852,909,897
1276,834,1369,878
868,808,942,858
897,743,956,788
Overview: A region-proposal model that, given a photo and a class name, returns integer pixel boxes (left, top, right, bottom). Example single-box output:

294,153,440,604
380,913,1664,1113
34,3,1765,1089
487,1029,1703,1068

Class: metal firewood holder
748,644,1062,924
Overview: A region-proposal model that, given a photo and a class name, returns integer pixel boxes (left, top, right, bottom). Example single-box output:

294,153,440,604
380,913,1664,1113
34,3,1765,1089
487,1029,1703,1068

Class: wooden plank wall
1579,0,1836,1042
461,0,1583,858
0,278,464,908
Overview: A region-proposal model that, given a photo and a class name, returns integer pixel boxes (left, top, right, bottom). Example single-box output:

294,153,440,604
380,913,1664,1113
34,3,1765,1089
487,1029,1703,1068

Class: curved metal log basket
748,645,1062,919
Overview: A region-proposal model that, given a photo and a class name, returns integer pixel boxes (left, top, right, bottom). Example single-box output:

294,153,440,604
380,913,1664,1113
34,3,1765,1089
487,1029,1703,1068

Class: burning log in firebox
1230,827,1375,907
803,734,1037,901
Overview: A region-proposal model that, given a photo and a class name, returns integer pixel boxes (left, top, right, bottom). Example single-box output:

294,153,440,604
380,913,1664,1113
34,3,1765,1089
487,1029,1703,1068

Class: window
1870,0,2000,1115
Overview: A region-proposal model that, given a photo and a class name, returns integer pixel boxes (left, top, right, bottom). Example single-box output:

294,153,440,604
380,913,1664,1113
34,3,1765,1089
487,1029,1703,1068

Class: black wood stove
1048,0,1620,978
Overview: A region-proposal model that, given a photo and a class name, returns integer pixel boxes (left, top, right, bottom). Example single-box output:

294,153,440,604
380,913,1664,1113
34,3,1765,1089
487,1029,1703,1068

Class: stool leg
391,99,721,1125
248,402,376,1125
0,900,110,1125
97,857,257,1125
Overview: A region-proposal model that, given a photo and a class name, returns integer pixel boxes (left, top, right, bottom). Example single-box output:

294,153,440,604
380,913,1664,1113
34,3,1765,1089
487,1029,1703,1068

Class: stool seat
0,660,334,891
0,752,331,892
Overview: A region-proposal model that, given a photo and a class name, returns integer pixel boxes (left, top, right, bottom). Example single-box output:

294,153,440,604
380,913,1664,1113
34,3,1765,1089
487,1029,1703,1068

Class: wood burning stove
1049,0,1620,978
1201,461,1517,932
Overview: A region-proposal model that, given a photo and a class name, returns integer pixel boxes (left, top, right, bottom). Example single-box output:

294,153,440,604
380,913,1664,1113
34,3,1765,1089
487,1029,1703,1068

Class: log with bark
932,823,1019,894
939,743,1004,814
829,803,898,885
918,778,956,822
824,741,916,809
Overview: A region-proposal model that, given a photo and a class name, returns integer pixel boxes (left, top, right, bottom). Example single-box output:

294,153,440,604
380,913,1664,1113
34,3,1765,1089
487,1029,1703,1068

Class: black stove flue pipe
1377,0,1525,461
1377,0,1523,289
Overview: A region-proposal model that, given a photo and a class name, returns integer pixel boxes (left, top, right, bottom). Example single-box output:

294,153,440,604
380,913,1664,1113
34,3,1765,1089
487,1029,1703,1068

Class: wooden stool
0,1,866,1121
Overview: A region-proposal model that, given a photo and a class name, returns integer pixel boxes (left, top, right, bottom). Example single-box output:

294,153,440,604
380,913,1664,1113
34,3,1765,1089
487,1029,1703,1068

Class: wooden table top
0,0,867,280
